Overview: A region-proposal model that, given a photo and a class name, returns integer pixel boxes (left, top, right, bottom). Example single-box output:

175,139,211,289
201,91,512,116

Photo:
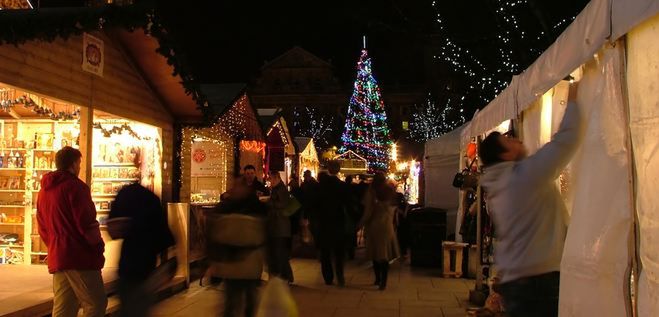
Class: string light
409,92,466,142
292,106,334,149
431,1,577,107
340,49,392,173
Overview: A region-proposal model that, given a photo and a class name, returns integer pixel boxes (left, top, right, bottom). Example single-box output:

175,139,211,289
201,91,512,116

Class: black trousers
118,278,153,317
267,238,293,282
496,271,560,317
223,279,259,317
319,239,345,284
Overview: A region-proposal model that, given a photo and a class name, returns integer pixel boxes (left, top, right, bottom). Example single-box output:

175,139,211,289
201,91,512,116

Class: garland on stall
92,122,153,141
0,94,80,120
0,3,210,119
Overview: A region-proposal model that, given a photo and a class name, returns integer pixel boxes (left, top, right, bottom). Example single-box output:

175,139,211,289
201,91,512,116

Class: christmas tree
340,47,392,173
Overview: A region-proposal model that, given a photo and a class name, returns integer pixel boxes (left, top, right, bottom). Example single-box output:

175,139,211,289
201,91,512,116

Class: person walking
106,154,176,317
266,171,294,283
207,179,267,317
359,172,400,290
478,83,584,317
316,161,351,286
36,147,107,317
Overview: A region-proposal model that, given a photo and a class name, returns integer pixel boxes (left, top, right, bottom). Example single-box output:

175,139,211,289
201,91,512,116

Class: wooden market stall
294,137,319,179
260,110,296,185
334,149,367,176
0,5,207,315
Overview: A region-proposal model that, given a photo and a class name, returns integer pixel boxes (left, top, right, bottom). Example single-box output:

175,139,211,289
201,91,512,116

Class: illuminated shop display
0,84,164,266
91,110,162,226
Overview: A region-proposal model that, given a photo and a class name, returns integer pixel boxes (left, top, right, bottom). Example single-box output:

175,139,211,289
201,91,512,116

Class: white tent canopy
453,0,659,315
424,124,467,237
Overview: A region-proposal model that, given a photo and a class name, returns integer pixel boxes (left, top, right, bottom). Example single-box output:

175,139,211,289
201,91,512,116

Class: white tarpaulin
559,44,633,317
626,14,659,317
424,125,467,236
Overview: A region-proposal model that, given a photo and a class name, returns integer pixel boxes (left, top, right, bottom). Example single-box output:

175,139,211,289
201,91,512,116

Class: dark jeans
267,238,293,282
118,278,153,317
319,240,345,285
223,279,259,317
496,271,560,317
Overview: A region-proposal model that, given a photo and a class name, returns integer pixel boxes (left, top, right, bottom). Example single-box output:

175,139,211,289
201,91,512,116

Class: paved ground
153,258,474,317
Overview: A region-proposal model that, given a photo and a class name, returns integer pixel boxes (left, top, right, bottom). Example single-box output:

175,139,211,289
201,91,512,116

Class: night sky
41,0,590,92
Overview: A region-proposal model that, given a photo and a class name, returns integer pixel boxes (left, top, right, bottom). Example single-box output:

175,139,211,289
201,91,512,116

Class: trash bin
408,207,447,267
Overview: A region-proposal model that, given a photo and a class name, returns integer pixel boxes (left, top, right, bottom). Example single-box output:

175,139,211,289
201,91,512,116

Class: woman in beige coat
359,172,400,290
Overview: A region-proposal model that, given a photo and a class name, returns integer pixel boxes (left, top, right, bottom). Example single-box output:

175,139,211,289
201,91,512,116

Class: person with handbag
207,178,267,317
107,154,176,317
266,170,296,284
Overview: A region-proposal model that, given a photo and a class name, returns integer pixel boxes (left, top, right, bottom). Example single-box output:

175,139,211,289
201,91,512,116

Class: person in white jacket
478,83,584,317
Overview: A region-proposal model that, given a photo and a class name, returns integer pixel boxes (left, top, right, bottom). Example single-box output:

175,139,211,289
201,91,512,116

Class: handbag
452,158,479,189
280,196,301,217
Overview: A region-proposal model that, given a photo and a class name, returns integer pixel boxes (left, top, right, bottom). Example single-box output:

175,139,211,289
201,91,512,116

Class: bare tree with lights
291,106,335,149
409,92,466,142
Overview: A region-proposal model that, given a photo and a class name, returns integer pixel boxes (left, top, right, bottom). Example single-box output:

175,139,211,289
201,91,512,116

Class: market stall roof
113,29,204,122
294,137,314,155
425,124,468,159
462,0,659,144
200,83,247,117
0,5,209,123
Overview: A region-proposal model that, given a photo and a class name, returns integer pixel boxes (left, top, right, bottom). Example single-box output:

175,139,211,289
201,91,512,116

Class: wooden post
78,106,93,185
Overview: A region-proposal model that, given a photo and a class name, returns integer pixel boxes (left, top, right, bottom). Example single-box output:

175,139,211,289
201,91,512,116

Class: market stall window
0,84,81,265
189,135,229,205
91,111,162,226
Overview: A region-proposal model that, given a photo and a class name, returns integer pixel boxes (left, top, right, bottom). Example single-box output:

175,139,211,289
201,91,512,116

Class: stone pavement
152,258,474,317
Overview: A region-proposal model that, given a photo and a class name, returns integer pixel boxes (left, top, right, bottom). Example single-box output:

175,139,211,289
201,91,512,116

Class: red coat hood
41,170,77,190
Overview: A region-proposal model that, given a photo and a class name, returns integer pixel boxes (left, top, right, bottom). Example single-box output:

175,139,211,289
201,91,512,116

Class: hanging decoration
240,140,266,157
340,47,392,173
92,122,154,141
0,89,80,120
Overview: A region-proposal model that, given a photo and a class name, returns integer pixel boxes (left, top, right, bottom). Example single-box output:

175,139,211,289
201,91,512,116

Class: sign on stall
191,141,225,176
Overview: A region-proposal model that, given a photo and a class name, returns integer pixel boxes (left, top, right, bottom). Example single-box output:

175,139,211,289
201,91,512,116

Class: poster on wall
82,33,104,77
191,141,224,176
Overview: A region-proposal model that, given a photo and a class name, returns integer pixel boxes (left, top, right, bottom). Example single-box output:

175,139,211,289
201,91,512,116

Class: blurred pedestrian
37,147,107,317
107,154,176,317
300,170,320,241
207,179,267,317
266,171,294,283
316,162,351,286
344,175,362,260
359,172,400,290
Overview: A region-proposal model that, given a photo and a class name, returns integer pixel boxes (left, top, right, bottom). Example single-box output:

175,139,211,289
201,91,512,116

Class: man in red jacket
37,147,107,317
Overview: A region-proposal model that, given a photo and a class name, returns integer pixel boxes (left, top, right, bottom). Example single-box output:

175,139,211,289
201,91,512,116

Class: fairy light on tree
431,0,578,108
340,39,392,173
291,106,334,149
409,92,466,142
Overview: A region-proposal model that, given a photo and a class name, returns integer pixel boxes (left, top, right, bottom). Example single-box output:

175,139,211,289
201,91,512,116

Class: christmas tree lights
340,48,392,173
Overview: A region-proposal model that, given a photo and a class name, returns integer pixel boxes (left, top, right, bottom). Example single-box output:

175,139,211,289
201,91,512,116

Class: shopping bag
280,196,301,217
255,277,298,317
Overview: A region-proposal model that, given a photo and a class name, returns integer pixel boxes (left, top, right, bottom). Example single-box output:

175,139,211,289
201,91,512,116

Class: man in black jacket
108,174,175,317
315,161,351,286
